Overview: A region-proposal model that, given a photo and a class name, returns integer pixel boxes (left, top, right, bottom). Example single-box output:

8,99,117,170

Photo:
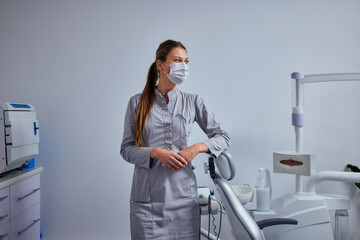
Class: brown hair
135,40,187,148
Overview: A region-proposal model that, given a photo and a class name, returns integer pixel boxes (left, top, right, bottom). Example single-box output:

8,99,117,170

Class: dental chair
203,151,297,240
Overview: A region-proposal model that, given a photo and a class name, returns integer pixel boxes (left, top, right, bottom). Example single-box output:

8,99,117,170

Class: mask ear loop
155,60,165,77
155,60,168,84
161,61,172,75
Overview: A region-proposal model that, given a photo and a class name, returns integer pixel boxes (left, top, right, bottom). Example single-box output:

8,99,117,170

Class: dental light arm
297,73,360,84
291,72,360,193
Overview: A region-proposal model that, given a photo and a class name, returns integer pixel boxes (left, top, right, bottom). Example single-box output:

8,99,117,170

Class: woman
120,40,230,240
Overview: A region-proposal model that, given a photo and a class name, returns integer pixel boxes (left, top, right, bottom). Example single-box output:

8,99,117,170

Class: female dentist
120,39,230,240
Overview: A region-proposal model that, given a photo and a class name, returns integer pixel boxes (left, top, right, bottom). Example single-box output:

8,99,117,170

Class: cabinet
0,167,42,240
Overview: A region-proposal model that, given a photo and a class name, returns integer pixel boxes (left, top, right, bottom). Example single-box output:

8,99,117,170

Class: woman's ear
156,60,163,72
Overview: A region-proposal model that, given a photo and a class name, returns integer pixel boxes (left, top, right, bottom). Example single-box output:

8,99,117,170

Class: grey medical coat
120,87,230,240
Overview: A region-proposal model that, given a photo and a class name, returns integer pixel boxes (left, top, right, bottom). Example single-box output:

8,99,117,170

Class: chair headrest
214,151,236,181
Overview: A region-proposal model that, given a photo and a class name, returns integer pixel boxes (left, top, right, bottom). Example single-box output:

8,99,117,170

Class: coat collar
155,87,179,100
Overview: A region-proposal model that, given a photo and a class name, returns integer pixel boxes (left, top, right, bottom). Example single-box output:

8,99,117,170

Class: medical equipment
200,72,360,240
251,72,360,240
241,168,272,211
231,185,254,205
289,72,360,192
0,103,39,175
198,186,222,240
200,152,298,240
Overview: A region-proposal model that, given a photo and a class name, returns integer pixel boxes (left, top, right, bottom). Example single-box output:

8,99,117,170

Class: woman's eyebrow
172,56,189,60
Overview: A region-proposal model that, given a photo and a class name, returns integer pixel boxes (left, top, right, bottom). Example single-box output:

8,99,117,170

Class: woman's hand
178,143,209,163
151,148,188,171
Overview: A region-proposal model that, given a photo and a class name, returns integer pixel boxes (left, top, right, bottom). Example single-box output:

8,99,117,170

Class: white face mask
162,62,189,85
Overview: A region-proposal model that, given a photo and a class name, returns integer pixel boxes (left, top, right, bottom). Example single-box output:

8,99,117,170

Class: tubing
200,227,222,240
306,171,360,193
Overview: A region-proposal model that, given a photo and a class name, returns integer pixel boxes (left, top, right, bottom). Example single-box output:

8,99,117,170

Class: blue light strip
10,103,31,109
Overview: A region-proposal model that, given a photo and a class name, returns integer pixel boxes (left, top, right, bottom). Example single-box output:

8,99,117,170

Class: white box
273,151,315,176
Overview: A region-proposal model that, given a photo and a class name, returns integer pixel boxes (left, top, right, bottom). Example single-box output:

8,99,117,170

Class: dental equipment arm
306,171,360,193
291,72,360,193
297,73,360,84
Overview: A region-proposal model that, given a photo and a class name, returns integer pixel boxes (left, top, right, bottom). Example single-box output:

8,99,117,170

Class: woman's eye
175,59,180,62
185,60,189,64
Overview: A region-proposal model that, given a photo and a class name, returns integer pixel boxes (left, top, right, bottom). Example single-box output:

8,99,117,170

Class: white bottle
256,168,272,211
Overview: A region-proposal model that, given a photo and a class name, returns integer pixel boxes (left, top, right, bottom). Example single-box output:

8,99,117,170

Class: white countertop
0,167,43,189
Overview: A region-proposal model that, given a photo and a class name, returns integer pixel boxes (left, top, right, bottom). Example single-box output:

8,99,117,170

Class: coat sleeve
120,96,153,169
194,95,231,157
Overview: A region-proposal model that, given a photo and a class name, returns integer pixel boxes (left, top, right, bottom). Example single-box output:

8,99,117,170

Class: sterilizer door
4,111,39,167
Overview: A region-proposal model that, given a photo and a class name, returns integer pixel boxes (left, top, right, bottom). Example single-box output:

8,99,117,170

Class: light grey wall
1,0,359,239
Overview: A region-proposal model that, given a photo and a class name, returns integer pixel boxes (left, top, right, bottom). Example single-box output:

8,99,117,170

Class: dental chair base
252,192,349,240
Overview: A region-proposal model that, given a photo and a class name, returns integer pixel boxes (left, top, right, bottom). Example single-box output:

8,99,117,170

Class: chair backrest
214,177,264,240
212,151,264,240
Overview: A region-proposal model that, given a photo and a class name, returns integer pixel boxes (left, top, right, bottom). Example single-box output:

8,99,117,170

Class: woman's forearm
194,143,209,154
150,148,160,159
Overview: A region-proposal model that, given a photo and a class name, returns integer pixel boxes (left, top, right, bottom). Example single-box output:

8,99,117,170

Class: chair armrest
257,218,298,230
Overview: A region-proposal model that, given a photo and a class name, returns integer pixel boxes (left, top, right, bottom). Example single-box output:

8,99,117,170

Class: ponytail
135,61,158,148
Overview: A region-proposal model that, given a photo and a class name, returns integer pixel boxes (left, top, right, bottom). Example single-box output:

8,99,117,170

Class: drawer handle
0,196,8,202
17,188,40,201
0,233,8,240
0,214,8,221
18,218,40,236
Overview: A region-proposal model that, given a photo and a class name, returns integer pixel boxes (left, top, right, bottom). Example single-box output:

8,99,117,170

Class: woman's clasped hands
151,143,205,171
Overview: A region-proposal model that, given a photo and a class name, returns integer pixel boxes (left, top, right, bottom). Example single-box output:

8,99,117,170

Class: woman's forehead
168,47,188,58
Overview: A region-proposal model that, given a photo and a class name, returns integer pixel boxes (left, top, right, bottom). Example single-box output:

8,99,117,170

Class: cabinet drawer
0,187,9,226
10,202,40,240
10,174,40,219
0,222,9,240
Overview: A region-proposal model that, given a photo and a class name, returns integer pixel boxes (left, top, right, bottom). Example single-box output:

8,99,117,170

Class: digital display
10,104,31,109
